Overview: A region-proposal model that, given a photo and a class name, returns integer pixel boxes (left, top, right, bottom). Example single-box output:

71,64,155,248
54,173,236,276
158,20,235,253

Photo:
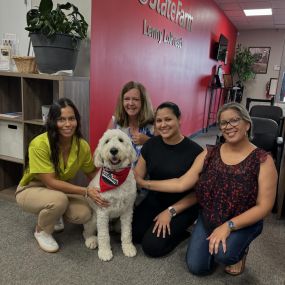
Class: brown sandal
225,247,249,276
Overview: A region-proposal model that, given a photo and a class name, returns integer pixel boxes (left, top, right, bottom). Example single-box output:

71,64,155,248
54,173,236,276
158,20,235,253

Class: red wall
90,0,237,149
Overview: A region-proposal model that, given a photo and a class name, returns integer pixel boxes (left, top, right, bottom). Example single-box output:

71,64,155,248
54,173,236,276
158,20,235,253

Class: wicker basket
12,56,37,73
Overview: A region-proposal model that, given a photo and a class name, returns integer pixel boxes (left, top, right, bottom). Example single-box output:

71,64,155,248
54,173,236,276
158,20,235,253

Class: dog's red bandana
99,167,131,192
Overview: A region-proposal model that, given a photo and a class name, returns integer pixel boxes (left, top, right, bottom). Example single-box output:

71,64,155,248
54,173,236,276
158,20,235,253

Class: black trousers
132,192,199,258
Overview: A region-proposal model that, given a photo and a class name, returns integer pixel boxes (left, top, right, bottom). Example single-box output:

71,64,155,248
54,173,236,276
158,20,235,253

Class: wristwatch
168,206,177,218
227,220,236,231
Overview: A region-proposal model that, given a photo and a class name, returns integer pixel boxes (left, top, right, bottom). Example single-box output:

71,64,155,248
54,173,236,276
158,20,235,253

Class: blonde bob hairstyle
114,81,154,128
217,102,253,138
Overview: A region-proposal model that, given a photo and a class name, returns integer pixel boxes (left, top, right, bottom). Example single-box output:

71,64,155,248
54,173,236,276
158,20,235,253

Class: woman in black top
133,102,203,257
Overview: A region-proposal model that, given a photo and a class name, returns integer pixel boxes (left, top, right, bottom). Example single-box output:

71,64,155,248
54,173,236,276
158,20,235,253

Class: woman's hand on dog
152,210,172,238
87,188,110,207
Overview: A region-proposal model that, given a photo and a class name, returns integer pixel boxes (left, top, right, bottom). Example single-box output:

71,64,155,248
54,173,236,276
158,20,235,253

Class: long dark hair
25,98,83,177
47,98,83,176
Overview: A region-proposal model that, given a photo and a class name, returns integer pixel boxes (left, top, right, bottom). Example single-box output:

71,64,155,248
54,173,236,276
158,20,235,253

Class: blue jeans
186,214,263,276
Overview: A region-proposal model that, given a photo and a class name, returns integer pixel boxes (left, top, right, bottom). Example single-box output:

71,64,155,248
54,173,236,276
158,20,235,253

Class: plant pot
29,33,81,74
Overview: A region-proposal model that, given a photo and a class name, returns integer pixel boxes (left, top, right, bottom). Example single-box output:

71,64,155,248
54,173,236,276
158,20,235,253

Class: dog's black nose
110,147,118,155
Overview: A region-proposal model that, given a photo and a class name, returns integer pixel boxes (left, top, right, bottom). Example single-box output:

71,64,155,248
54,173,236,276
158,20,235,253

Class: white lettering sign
139,0,194,32
143,19,182,48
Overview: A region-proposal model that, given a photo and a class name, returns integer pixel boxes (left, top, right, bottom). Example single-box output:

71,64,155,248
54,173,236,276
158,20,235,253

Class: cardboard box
0,121,23,159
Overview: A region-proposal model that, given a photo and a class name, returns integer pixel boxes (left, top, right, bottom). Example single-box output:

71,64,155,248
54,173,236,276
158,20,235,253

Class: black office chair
249,105,284,137
251,117,284,213
251,117,283,167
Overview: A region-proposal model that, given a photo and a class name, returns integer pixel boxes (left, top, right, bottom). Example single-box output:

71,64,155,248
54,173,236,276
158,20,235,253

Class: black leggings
132,193,199,258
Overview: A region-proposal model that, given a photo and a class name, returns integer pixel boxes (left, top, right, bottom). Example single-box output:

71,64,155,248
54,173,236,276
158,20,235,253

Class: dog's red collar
99,167,131,192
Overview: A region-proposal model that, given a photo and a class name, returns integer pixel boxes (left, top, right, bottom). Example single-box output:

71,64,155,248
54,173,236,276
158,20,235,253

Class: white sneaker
54,217,64,232
34,231,59,253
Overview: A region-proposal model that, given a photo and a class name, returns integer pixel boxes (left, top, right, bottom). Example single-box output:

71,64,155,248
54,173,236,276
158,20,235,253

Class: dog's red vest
99,167,131,192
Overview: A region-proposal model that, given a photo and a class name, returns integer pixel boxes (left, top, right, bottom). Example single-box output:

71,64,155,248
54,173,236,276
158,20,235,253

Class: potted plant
25,0,88,74
231,44,255,84
230,44,255,102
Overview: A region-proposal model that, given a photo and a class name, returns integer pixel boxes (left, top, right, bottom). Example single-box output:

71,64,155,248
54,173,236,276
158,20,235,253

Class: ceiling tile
219,3,241,10
275,24,285,28
238,0,269,2
239,2,272,9
215,0,237,3
213,0,285,30
274,15,285,21
229,16,248,21
248,19,273,25
272,8,285,15
271,1,285,9
224,10,245,17
274,19,285,25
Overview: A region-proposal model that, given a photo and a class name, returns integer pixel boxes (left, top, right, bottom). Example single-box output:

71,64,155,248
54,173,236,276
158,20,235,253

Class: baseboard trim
189,123,217,138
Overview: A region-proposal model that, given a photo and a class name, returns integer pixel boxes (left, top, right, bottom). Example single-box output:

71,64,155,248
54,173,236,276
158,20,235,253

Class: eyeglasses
219,117,242,129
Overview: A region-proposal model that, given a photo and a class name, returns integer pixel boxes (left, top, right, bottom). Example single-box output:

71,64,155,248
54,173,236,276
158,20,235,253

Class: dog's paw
85,236,98,249
122,243,137,257
98,248,113,261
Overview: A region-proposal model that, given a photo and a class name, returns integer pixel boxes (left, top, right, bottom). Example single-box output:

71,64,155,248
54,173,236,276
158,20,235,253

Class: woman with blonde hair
107,81,154,161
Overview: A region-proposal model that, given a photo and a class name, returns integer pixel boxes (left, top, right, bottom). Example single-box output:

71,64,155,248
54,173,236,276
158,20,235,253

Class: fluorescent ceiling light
244,8,272,16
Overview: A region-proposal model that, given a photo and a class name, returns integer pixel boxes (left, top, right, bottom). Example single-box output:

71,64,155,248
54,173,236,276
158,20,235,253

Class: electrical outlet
274,65,280,71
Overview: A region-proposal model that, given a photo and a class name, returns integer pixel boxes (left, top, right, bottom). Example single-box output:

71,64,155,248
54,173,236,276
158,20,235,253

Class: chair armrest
276,137,284,173
277,137,283,145
280,117,285,137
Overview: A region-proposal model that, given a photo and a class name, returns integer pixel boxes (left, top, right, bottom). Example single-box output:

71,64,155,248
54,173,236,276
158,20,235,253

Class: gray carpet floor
0,199,284,285
1,126,284,285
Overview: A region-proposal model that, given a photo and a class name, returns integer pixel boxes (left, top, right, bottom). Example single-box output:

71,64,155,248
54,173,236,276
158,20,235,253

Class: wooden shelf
0,71,90,191
0,70,89,81
24,119,45,126
0,154,24,164
0,115,23,122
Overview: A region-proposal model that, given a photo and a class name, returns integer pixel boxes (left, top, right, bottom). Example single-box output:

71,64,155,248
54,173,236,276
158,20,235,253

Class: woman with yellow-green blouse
16,98,108,253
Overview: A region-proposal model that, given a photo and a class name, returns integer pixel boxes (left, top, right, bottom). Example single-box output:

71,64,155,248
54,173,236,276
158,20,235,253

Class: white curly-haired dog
83,129,137,261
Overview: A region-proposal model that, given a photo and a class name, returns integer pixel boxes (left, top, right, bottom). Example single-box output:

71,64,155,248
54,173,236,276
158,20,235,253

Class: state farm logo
138,0,193,32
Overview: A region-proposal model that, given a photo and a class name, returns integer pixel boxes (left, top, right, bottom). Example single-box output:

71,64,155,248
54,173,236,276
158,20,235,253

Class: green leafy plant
25,0,88,39
231,44,255,85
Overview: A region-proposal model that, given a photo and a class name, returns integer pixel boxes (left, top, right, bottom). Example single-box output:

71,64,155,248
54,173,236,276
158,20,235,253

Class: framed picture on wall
249,47,271,74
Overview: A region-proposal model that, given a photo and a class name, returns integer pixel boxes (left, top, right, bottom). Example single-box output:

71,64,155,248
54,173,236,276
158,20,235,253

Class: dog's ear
94,147,104,168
